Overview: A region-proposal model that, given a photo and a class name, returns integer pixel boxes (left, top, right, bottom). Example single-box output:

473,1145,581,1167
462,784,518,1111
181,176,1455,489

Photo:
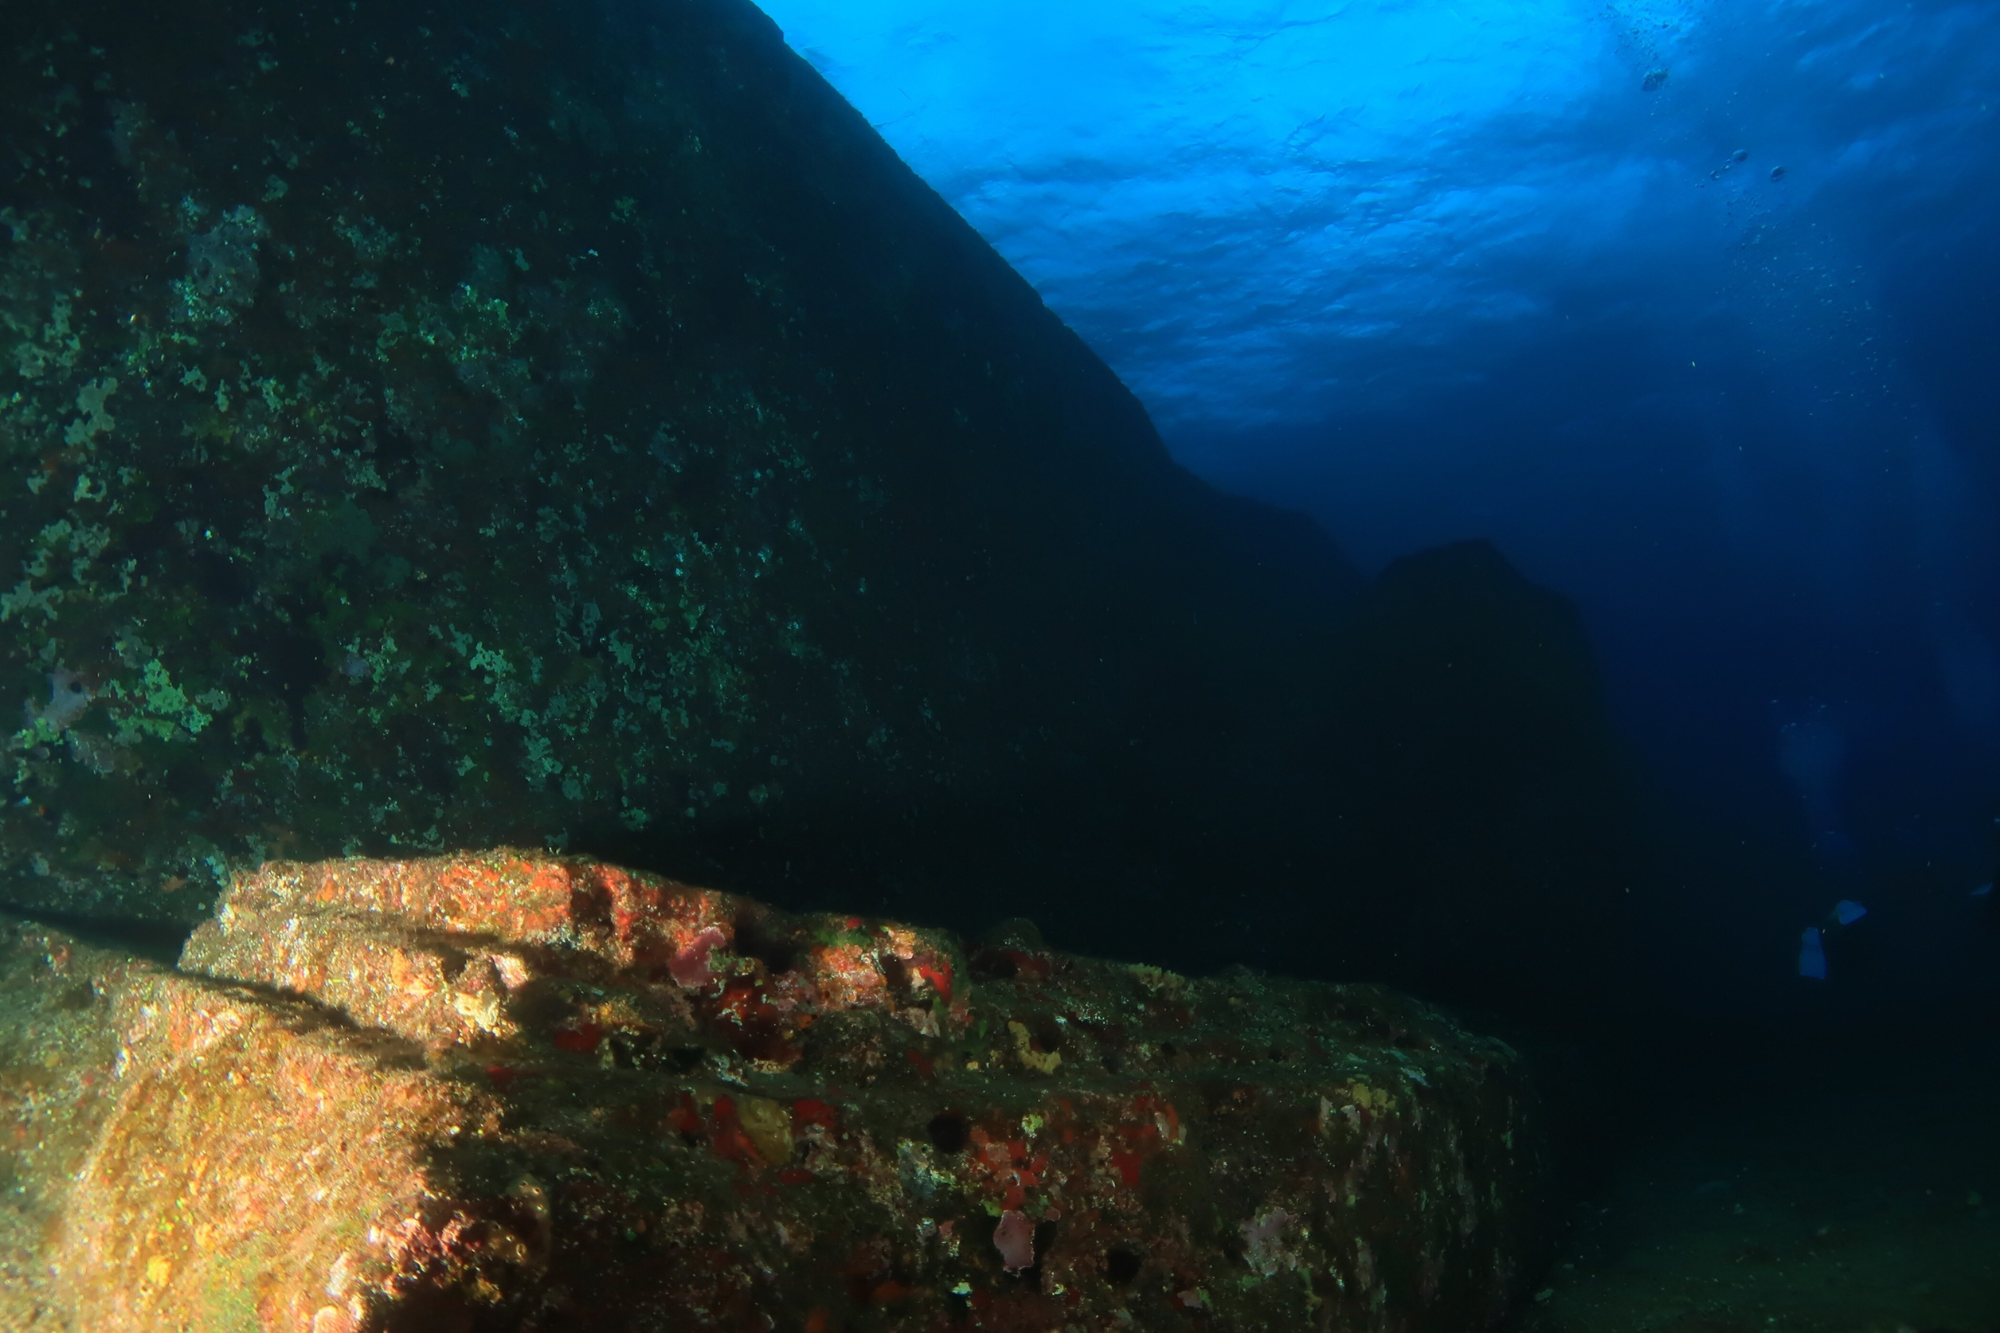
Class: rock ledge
2,851,1543,1330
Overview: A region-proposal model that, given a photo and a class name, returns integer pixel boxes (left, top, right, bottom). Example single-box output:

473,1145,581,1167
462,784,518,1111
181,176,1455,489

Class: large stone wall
0,0,1353,931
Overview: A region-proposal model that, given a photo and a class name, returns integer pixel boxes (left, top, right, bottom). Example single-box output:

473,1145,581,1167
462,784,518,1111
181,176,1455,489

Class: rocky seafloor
0,850,1549,1331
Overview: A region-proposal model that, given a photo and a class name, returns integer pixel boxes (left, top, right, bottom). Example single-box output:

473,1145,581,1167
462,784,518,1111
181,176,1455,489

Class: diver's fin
1797,926,1827,980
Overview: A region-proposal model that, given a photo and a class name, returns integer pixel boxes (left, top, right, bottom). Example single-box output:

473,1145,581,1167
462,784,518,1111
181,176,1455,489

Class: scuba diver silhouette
1984,813,2000,935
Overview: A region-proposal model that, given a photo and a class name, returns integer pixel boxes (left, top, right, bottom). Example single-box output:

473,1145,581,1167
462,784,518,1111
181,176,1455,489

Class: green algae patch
0,3,857,916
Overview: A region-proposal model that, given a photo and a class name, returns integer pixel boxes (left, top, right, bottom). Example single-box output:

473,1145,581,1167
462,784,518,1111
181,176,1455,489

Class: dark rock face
0,0,1350,929
0,851,1547,1332
1316,540,1646,1013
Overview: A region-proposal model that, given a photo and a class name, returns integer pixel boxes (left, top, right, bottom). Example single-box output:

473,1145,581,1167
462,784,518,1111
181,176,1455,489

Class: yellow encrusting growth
1009,1019,1062,1073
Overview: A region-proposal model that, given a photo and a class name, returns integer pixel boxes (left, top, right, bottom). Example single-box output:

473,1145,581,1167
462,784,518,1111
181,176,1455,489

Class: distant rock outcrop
1,851,1545,1331
1317,540,1645,1012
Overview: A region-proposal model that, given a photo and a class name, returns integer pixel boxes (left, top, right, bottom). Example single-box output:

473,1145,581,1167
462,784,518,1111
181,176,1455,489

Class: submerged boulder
1,850,1546,1331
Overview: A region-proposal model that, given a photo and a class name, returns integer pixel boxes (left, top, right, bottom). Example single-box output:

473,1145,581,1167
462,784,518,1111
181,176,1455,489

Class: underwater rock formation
0,850,1545,1331
0,0,1645,1018
1317,539,1646,1012
0,0,1351,929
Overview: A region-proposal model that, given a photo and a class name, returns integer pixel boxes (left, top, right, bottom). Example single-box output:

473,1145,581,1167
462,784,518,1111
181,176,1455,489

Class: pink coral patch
992,1209,1035,1272
669,926,729,989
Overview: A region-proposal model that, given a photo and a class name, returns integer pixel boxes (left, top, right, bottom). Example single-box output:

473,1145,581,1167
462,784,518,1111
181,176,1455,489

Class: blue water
757,0,2000,1009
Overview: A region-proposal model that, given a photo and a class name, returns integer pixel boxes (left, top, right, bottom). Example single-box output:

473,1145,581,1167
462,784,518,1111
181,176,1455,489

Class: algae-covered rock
0,0,1350,927
0,850,1546,1330
0,917,482,1332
